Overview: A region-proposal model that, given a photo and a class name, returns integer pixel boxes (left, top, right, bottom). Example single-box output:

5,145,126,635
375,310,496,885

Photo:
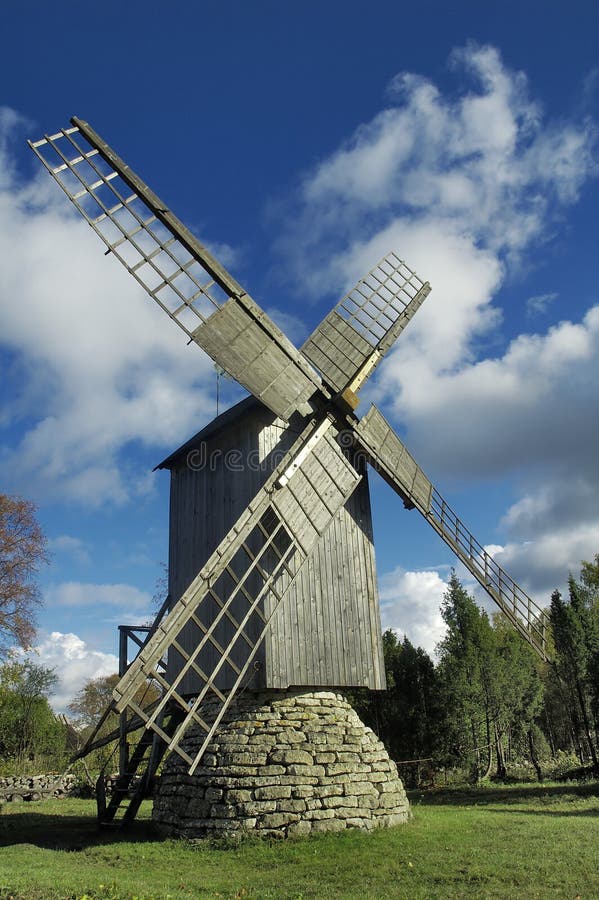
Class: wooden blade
28,118,326,421
354,404,549,660
302,252,431,395
111,414,360,773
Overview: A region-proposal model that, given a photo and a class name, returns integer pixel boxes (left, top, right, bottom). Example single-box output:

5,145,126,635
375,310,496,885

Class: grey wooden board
378,284,431,354
355,405,433,513
166,402,385,693
302,310,373,393
195,300,318,420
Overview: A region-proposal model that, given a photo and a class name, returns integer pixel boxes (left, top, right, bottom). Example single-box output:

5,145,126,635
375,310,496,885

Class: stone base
153,690,410,839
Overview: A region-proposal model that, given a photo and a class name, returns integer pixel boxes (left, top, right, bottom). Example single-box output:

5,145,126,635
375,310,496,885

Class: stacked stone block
153,690,409,838
0,773,76,802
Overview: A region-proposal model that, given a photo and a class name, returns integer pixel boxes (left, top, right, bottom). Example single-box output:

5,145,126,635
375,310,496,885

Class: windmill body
28,117,550,832
158,396,385,695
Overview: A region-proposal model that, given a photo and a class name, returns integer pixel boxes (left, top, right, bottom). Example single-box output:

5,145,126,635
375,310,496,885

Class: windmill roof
155,395,263,470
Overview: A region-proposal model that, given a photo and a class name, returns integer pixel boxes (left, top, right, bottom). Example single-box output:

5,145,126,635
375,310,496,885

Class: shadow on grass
408,781,599,807
0,811,159,850
479,806,599,818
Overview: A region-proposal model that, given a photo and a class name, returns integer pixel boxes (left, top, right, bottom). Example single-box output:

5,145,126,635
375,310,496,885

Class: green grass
0,782,597,898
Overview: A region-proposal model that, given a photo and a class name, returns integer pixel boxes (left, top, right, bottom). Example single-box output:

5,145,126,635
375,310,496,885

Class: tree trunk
480,713,492,780
574,676,598,768
494,724,507,780
471,720,480,783
543,710,557,757
528,729,543,782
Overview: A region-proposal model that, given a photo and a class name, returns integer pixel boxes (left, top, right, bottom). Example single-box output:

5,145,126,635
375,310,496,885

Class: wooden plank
195,301,318,420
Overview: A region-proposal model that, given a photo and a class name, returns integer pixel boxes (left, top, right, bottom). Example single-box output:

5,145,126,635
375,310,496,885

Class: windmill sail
28,119,325,420
354,405,548,659
302,252,431,395
111,415,360,774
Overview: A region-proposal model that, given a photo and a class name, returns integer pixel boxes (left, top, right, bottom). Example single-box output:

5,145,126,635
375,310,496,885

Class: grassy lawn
0,782,597,898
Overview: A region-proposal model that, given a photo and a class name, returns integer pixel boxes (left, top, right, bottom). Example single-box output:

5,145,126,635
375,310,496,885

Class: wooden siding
167,403,385,693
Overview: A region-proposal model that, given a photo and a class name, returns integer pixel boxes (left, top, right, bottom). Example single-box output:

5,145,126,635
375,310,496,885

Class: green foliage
68,673,163,776
68,673,121,773
435,572,544,781
350,630,441,783
549,559,599,768
0,657,67,771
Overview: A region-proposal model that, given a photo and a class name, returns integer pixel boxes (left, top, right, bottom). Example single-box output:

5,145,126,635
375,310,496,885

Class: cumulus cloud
31,630,118,713
388,305,599,477
0,108,223,506
379,567,448,655
278,44,595,299
47,534,91,565
526,292,557,317
46,580,151,611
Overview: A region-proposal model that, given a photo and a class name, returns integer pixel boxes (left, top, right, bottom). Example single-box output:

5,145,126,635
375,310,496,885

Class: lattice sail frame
302,252,431,394
29,119,324,421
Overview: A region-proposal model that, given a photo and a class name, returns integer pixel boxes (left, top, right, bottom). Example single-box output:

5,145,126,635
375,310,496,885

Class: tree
436,573,545,781
0,658,65,766
351,630,441,784
0,494,49,653
69,673,120,727
436,573,497,780
491,615,544,779
69,673,161,773
550,572,599,769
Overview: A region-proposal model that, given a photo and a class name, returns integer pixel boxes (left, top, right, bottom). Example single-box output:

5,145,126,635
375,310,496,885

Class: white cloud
526,292,557,317
379,567,448,655
377,305,599,600
45,580,151,611
265,306,308,346
47,534,90,564
0,108,222,506
280,44,595,300
385,305,599,478
488,524,599,601
31,630,118,713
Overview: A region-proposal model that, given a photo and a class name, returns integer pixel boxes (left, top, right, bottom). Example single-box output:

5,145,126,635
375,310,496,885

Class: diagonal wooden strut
98,704,185,826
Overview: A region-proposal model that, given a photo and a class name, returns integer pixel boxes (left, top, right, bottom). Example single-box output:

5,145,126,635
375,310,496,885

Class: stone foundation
153,690,409,838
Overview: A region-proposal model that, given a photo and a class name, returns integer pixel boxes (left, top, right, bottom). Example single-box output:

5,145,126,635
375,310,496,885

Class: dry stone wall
154,690,410,838
0,773,76,802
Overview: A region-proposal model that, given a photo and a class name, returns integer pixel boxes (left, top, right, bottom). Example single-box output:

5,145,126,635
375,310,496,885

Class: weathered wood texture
302,251,430,394
164,399,385,694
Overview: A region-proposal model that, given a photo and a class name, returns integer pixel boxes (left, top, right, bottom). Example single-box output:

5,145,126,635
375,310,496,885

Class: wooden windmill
30,119,549,824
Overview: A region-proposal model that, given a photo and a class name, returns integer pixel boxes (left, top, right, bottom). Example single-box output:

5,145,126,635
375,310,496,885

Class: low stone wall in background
0,773,77,803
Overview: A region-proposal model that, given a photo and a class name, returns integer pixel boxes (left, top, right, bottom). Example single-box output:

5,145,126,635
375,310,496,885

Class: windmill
30,119,549,832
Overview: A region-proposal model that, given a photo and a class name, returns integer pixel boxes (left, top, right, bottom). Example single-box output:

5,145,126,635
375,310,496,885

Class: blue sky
1,0,598,710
